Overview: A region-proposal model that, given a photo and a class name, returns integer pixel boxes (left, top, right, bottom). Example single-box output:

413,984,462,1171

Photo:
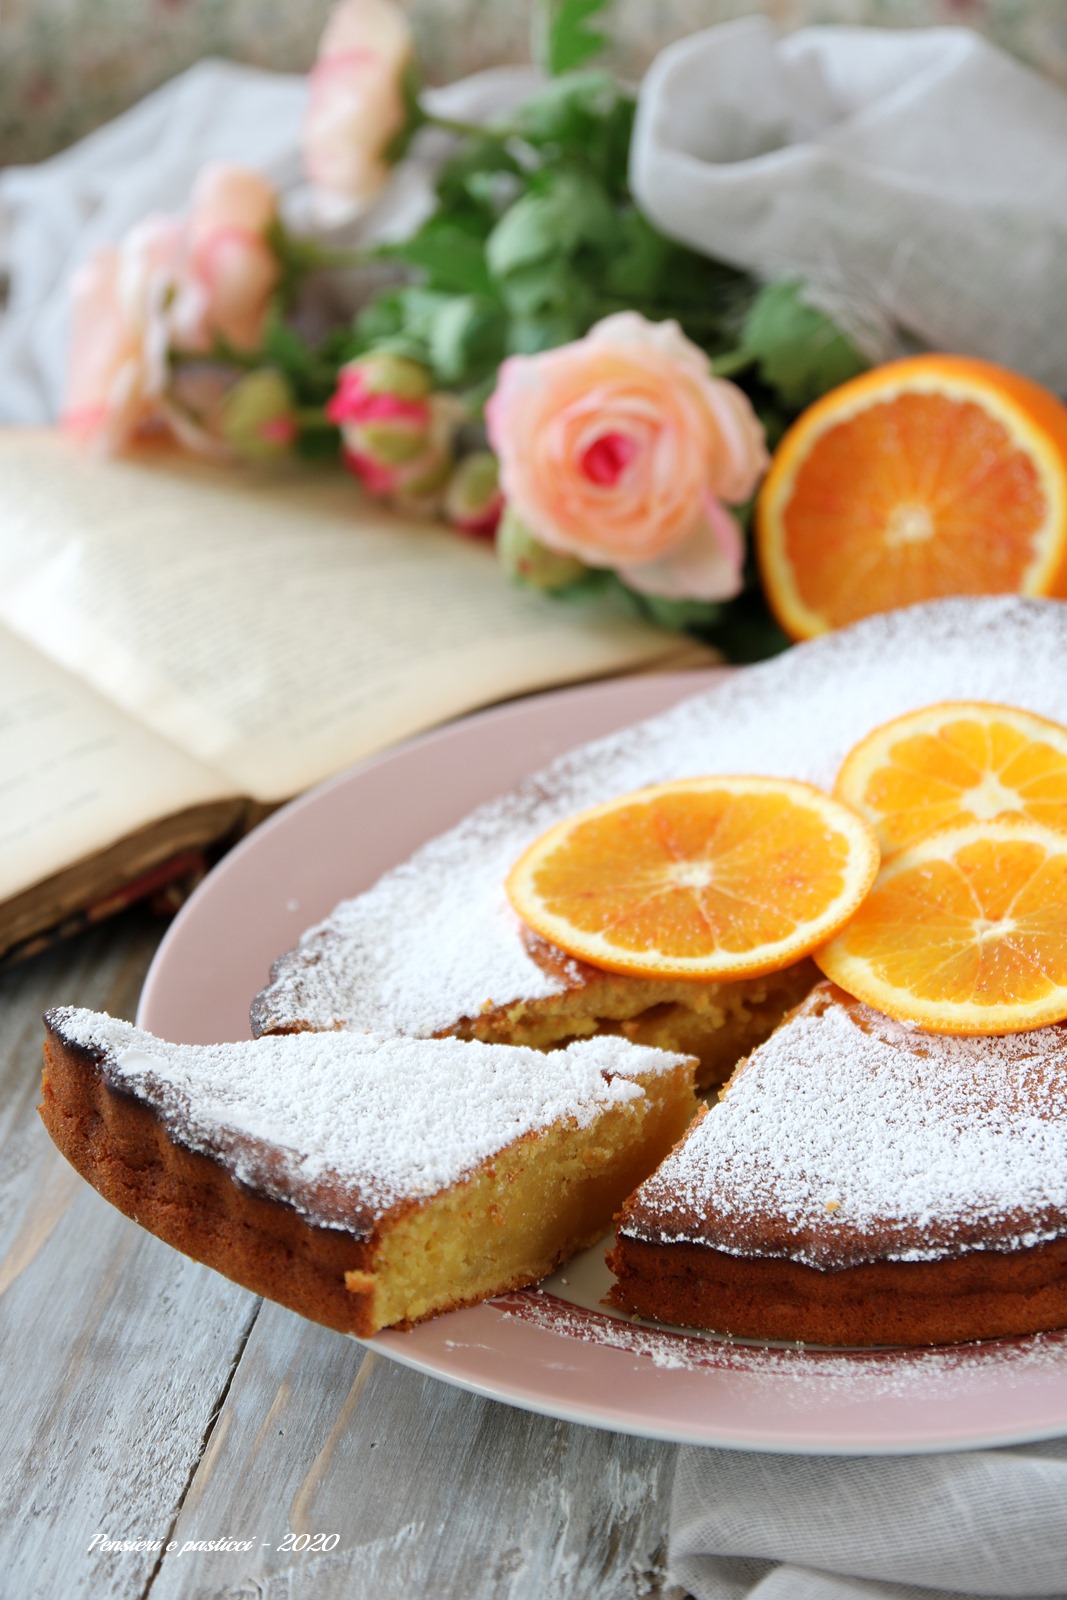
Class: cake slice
40,1008,697,1335
608,983,1067,1347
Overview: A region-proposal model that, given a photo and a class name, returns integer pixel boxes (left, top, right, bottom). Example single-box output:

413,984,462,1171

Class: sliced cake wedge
40,1008,697,1335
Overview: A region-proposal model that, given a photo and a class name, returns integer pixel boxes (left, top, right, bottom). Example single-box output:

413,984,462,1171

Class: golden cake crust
40,1029,384,1335
606,1235,1067,1348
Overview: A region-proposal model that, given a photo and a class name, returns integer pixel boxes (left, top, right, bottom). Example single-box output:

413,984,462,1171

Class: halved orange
506,776,879,981
757,354,1067,640
814,819,1067,1033
836,701,1067,856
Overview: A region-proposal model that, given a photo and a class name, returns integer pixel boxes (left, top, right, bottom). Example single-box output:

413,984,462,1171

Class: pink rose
63,216,182,450
180,164,280,353
303,0,416,222
63,167,280,451
485,312,769,600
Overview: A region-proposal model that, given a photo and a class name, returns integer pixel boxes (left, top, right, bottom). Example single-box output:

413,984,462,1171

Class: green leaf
261,316,310,375
351,286,452,368
377,218,496,297
435,140,524,218
511,74,636,195
255,314,343,404
741,281,868,409
506,312,588,354
706,589,793,663
542,0,612,76
601,212,675,301
486,170,618,280
485,190,563,279
428,295,507,385
514,70,617,141
624,588,727,635
352,290,408,347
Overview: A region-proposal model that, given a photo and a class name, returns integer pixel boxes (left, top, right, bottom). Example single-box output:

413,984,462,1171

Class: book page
0,628,236,903
0,432,701,802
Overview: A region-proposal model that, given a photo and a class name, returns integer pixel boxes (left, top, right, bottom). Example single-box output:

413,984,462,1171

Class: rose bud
220,369,296,460
342,392,462,515
496,506,587,592
443,451,504,538
326,354,434,465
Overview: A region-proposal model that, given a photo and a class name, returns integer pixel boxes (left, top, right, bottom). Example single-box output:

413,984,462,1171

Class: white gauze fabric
670,1439,1067,1600
630,19,1067,389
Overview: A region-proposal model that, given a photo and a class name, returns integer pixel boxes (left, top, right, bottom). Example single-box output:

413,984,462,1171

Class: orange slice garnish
756,354,1067,640
814,819,1067,1033
835,701,1067,857
506,776,879,981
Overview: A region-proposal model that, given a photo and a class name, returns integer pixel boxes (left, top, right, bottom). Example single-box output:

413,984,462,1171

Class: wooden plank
150,1300,687,1600
0,914,686,1600
0,915,260,1600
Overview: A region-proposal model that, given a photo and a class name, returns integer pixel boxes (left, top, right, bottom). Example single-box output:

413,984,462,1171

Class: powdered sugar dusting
623,987,1067,1265
254,598,1067,1039
493,1289,1067,1402
49,1007,684,1233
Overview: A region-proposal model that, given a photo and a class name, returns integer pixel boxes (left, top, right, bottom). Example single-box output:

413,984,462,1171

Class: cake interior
445,939,820,1091
347,1060,698,1331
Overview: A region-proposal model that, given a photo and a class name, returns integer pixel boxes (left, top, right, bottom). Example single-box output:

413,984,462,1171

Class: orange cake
65,594,1067,1350
40,1008,697,1335
609,983,1067,1347
252,596,1067,1089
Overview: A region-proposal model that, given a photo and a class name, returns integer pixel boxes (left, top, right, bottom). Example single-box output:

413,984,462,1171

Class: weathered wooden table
0,910,687,1600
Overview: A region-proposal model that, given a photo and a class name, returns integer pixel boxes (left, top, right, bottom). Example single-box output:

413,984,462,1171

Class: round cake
42,596,1067,1349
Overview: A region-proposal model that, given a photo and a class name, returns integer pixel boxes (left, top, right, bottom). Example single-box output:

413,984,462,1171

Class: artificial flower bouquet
70,0,1029,663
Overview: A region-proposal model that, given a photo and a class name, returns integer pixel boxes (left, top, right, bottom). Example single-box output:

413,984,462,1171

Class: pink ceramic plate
140,672,1067,1454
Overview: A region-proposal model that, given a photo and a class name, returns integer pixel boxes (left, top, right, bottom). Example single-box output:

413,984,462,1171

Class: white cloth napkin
630,19,1067,390
0,59,536,426
671,1438,1067,1599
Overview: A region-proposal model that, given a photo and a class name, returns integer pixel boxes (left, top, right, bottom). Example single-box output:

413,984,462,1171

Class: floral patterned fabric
3,0,1066,166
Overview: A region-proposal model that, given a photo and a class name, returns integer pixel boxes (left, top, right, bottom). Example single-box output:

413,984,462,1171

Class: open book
0,431,712,963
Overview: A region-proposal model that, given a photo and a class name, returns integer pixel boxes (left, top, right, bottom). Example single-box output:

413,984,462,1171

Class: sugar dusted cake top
252,598,1067,1041
47,1007,686,1236
619,983,1067,1268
